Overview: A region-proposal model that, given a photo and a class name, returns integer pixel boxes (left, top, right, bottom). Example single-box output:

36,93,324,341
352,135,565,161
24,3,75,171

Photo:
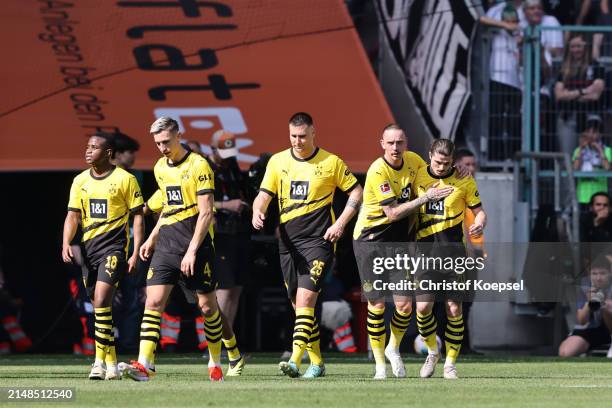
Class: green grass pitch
1,353,611,407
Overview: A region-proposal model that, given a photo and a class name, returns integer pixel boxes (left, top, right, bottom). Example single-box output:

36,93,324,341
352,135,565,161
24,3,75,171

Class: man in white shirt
480,1,524,160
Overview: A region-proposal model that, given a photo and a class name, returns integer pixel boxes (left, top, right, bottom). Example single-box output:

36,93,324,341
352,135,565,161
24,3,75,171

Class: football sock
138,309,161,369
416,311,439,354
389,309,411,351
445,314,464,365
290,307,314,369
94,307,113,364
222,334,241,362
204,310,223,366
305,316,323,366
367,305,386,368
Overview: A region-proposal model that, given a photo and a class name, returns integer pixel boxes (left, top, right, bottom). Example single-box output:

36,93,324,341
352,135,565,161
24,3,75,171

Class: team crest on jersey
379,182,391,194
182,170,190,180
108,184,117,195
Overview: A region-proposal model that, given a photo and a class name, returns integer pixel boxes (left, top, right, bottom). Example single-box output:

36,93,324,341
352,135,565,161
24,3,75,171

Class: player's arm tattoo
346,197,361,209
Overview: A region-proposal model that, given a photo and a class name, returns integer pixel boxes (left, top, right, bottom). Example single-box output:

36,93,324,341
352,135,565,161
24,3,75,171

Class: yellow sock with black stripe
367,305,386,368
204,310,223,366
222,334,241,362
389,309,411,351
290,307,314,369
305,316,323,366
444,314,464,365
138,309,161,369
94,307,113,364
416,311,438,354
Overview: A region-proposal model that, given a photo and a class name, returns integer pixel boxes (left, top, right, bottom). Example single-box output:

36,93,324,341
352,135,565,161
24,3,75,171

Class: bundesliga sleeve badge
379,182,392,194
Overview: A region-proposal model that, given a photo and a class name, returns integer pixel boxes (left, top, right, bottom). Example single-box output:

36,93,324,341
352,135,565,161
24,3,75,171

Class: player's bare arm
383,182,454,222
181,193,214,277
128,210,144,273
468,206,487,238
324,185,363,243
252,190,273,230
61,211,81,263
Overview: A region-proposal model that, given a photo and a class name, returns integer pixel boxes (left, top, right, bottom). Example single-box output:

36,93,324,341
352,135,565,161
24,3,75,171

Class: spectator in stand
554,32,605,157
573,115,611,211
542,0,582,26
580,192,612,242
480,1,524,161
584,0,612,58
559,257,612,358
521,0,564,84
517,1,563,152
576,0,605,26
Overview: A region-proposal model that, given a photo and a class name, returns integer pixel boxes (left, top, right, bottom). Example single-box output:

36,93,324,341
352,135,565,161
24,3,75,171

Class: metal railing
513,151,579,241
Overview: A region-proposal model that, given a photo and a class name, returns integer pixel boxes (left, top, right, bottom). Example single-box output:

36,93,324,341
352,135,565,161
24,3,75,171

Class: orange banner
0,0,393,172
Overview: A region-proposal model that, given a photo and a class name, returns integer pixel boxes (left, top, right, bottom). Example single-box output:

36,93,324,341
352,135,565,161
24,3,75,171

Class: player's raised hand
61,244,74,263
139,239,155,261
324,222,345,243
426,182,454,202
180,251,196,276
252,210,266,230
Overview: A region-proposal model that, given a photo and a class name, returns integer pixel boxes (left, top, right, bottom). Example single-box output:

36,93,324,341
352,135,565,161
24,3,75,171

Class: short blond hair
150,117,179,135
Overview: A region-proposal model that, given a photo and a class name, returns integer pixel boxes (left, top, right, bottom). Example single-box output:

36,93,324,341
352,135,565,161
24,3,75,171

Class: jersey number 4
89,199,108,219
290,181,309,200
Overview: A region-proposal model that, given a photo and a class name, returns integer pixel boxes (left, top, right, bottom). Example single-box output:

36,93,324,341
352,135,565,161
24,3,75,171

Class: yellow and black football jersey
260,147,358,250
153,151,215,254
67,166,144,263
354,151,427,241
146,189,163,214
414,166,481,242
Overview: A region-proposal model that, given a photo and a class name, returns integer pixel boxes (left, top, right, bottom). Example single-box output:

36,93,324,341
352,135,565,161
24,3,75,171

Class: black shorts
280,246,334,298
82,251,127,299
147,244,217,296
570,325,611,349
214,233,249,290
353,240,415,301
415,241,470,301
